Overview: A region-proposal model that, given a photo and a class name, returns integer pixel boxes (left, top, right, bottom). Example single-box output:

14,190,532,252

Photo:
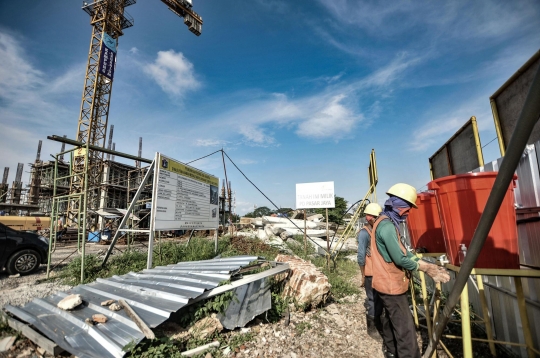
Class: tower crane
67,0,202,225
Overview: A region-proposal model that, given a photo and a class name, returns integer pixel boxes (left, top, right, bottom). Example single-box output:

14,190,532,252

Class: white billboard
151,153,219,230
296,181,335,209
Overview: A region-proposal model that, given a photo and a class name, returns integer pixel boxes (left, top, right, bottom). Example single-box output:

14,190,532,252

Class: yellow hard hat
364,203,382,217
386,183,418,208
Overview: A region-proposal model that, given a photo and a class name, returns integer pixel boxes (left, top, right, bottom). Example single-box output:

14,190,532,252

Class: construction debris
92,314,108,323
119,299,155,339
180,341,220,357
0,336,16,353
100,299,115,306
275,254,331,309
109,303,122,311
57,294,82,310
188,314,223,340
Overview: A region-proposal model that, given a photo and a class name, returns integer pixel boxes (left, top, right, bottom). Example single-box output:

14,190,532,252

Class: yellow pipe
446,265,540,278
429,161,434,181
439,340,454,358
490,99,506,157
461,282,473,358
470,116,484,167
419,271,433,337
410,279,419,328
515,277,535,358
476,275,496,356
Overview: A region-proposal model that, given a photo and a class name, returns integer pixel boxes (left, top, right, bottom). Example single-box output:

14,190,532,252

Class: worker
371,183,450,358
56,217,64,240
357,202,384,339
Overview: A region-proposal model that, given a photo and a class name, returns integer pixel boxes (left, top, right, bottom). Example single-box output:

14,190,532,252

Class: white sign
296,181,335,209
152,153,219,230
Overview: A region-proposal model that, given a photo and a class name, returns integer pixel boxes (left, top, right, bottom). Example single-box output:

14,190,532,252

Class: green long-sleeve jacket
374,219,419,271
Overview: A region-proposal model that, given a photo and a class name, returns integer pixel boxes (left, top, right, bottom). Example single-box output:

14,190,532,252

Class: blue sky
0,0,539,215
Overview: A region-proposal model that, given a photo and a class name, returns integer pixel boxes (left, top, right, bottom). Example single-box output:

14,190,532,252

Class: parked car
0,222,49,275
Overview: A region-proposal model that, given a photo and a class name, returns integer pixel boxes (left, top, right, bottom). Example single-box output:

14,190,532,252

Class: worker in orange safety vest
357,202,384,340
371,183,450,358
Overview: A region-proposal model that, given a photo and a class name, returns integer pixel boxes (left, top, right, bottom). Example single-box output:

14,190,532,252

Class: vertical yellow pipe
410,279,419,328
490,99,506,157
420,271,433,337
470,116,484,167
476,275,496,356
461,282,473,358
515,277,535,357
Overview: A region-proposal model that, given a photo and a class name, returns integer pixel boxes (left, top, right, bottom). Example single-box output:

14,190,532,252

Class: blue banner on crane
99,33,117,80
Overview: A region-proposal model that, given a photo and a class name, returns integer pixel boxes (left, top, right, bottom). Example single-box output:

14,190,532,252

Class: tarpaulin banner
99,33,117,80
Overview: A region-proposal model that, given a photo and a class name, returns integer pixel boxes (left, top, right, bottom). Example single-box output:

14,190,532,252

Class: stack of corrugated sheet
4,255,259,358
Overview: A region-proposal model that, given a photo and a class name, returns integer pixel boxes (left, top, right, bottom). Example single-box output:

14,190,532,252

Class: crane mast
68,0,202,227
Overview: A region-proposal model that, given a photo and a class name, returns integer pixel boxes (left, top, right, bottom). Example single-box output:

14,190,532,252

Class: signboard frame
150,152,220,231
428,116,484,180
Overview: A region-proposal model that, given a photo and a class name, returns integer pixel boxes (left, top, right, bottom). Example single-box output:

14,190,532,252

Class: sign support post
326,208,330,269
303,209,307,256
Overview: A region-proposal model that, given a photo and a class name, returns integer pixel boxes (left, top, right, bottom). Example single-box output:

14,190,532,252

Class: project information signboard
296,181,335,209
152,153,219,230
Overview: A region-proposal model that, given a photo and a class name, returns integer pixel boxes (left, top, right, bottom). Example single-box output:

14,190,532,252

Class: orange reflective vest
370,215,409,295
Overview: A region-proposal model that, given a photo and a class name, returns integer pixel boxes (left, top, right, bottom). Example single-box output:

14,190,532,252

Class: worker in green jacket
371,183,450,358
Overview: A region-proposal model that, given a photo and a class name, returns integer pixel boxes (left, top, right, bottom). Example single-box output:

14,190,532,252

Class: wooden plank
1,312,64,356
118,299,155,339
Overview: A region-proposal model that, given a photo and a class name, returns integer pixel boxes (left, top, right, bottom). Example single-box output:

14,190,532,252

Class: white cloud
408,96,493,152
296,94,361,139
0,32,43,101
195,139,229,147
143,50,201,98
129,47,139,54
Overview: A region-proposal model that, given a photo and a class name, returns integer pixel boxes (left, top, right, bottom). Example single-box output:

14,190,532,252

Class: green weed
295,321,312,335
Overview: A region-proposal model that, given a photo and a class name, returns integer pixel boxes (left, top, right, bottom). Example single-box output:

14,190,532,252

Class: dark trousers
364,276,383,319
375,290,421,358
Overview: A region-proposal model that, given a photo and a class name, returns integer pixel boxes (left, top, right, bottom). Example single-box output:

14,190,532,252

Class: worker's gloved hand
418,260,450,283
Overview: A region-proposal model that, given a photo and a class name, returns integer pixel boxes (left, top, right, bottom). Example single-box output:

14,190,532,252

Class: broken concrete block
57,294,82,310
109,303,122,311
189,314,223,340
101,299,115,306
275,254,331,309
92,314,108,323
0,336,16,353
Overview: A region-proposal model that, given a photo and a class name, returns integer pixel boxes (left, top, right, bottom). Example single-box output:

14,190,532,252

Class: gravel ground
0,240,150,308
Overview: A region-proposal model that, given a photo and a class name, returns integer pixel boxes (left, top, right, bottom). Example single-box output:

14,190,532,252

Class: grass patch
284,236,360,299
60,237,230,285
295,321,312,335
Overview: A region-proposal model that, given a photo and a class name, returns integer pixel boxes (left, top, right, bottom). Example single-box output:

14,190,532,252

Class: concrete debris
189,314,223,340
100,299,115,306
109,303,122,311
275,254,331,309
0,336,16,353
180,341,220,357
92,314,108,323
307,214,323,222
85,318,94,326
262,216,319,229
57,294,82,310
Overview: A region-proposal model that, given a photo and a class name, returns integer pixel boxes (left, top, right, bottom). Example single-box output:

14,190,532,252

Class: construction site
1,1,540,358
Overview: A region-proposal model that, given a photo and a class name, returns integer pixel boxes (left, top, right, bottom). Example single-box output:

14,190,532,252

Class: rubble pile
237,213,358,253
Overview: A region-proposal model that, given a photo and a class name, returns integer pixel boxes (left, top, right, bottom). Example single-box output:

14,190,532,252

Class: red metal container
407,192,446,253
427,172,519,269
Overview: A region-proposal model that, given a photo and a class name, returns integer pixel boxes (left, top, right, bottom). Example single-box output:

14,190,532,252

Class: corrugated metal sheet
4,255,261,358
218,278,271,330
